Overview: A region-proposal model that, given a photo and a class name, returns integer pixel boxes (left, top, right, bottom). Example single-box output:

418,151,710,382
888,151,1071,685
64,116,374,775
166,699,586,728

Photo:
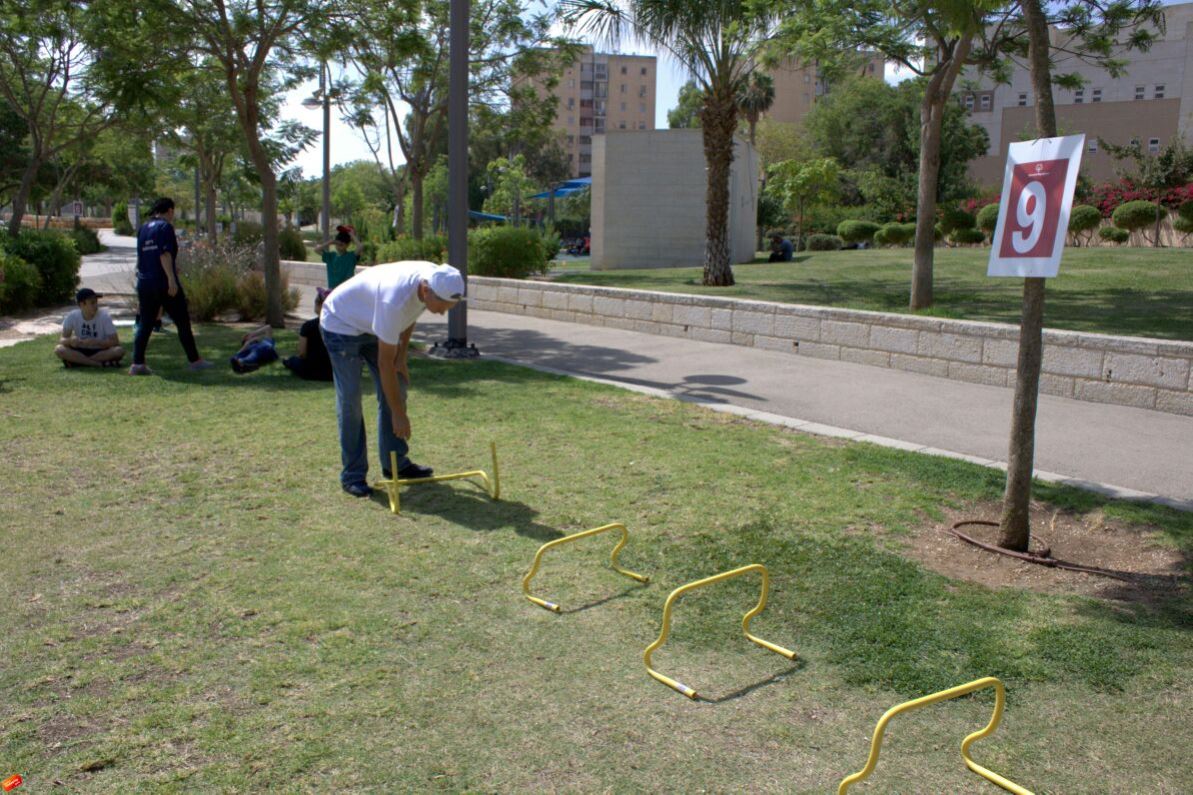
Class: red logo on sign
998,158,1070,259
2,775,22,791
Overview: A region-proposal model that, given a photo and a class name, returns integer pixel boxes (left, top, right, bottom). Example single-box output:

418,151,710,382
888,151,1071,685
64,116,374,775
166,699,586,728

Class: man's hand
167,279,179,297
391,412,412,440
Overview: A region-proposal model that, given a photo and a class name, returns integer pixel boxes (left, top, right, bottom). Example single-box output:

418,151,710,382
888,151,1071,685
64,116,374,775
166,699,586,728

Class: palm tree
737,72,774,146
561,0,772,286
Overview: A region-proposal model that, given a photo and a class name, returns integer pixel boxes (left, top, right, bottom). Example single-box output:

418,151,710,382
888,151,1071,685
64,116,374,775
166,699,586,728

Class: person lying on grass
55,288,125,368
230,288,333,380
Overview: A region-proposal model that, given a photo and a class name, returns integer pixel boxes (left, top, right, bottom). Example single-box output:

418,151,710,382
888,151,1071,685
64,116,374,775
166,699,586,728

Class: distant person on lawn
320,261,464,497
55,288,125,368
316,225,362,290
768,233,794,262
129,197,212,375
230,287,333,380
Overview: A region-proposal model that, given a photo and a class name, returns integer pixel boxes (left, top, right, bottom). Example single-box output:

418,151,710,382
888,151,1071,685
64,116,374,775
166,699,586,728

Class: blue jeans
321,329,409,487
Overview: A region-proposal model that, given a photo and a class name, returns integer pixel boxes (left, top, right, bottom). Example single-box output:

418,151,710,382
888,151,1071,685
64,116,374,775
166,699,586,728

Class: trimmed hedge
1,229,81,304
375,236,448,264
1112,200,1158,233
69,226,102,255
1178,200,1193,223
976,204,999,235
468,227,551,277
1068,204,1101,246
949,227,986,246
0,251,41,313
279,226,307,261
836,220,881,245
112,202,134,236
231,220,264,247
1098,226,1130,244
939,206,976,235
1173,215,1193,237
806,234,843,251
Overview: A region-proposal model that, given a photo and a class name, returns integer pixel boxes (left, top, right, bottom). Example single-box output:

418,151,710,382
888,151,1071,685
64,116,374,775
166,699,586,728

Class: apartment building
524,48,658,178
763,54,885,127
959,2,1193,185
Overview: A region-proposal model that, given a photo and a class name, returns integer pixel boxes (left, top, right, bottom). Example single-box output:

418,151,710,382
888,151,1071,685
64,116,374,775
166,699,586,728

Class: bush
1172,214,1193,239
874,222,913,247
836,220,882,246
376,235,448,264
1,229,81,304
541,225,563,265
180,239,255,321
112,202,134,236
1068,204,1101,246
468,227,551,277
1112,200,1158,236
949,227,986,246
805,234,843,251
872,226,891,247
939,206,977,235
279,226,307,261
976,203,1000,235
0,252,41,314
69,225,102,255
234,270,300,322
1178,200,1193,223
1098,226,1129,245
232,220,264,247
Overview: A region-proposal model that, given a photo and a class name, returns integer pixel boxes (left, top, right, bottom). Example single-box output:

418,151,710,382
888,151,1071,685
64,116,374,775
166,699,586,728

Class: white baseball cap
427,264,465,301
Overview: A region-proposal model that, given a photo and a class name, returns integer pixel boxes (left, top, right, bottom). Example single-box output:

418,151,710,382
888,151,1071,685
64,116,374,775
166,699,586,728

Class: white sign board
987,134,1084,278
70,201,83,217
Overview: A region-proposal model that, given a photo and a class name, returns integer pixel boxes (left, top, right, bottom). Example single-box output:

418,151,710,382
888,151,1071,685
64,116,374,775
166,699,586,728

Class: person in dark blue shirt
130,197,212,375
768,233,794,262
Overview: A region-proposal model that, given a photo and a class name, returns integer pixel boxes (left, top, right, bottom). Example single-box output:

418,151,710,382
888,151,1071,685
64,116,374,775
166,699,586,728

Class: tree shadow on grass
374,479,561,543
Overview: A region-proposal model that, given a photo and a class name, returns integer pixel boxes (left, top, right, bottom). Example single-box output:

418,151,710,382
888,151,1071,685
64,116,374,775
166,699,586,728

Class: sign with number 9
988,134,1085,278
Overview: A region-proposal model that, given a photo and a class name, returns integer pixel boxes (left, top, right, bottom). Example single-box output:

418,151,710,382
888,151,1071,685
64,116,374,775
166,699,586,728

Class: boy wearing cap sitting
55,289,126,368
320,261,464,498
315,225,362,290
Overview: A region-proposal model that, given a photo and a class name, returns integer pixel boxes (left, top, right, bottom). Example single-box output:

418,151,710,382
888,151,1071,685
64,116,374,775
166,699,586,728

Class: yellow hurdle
837,676,1033,795
643,564,796,700
521,522,650,612
375,441,501,515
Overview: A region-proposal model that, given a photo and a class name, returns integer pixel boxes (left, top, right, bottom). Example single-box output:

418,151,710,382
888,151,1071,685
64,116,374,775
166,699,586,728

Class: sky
283,18,914,178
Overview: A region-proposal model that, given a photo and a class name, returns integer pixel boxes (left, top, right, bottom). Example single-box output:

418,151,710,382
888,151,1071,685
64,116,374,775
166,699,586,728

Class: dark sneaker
189,359,214,371
342,482,373,498
397,462,434,479
128,364,153,376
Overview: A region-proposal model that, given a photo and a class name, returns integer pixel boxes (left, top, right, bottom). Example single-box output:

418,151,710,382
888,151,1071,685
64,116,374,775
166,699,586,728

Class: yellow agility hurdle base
643,564,796,699
375,441,500,515
837,676,1033,795
522,522,650,612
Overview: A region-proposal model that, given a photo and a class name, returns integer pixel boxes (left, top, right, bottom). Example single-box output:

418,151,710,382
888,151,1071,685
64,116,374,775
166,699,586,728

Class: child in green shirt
316,226,361,289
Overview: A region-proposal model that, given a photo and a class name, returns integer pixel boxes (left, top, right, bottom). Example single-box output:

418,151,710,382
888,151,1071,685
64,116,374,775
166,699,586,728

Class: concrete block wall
466,276,1193,417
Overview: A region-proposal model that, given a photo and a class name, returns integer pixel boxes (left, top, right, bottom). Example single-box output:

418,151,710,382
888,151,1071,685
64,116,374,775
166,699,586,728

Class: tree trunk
258,168,285,327
205,181,218,239
700,90,737,287
911,37,972,310
999,0,1056,552
1153,199,1163,247
7,158,41,236
411,169,424,241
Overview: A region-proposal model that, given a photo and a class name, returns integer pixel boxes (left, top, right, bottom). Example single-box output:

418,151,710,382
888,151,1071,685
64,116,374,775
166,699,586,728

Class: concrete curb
480,354,1193,515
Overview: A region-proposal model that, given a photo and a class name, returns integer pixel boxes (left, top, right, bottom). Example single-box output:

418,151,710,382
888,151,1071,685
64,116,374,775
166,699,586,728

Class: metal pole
437,0,477,357
193,167,201,236
321,62,331,240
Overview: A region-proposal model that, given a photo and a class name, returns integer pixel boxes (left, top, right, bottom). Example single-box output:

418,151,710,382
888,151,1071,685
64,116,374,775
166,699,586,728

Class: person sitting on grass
55,288,125,368
315,225,361,290
229,288,333,381
768,233,794,262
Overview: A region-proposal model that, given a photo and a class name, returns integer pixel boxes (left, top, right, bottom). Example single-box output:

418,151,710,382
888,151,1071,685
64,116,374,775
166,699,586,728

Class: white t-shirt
62,308,117,346
320,261,437,345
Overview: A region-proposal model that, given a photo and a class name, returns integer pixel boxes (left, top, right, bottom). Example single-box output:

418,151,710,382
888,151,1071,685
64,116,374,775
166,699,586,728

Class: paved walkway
8,235,1188,509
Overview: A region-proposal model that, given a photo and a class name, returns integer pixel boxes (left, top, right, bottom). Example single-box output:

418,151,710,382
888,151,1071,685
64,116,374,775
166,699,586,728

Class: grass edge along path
0,326,1189,792
548,247,1193,342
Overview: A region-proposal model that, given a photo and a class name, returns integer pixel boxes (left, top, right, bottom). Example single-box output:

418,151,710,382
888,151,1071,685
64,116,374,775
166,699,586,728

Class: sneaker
342,482,373,498
189,359,214,371
128,364,153,376
396,462,434,479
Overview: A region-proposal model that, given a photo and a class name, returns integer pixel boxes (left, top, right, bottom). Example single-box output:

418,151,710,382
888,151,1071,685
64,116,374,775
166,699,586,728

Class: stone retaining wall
466,276,1193,417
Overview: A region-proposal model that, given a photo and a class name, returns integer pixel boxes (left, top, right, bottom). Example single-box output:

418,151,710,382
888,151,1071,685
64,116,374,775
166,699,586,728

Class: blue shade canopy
527,177,592,200
469,210,507,222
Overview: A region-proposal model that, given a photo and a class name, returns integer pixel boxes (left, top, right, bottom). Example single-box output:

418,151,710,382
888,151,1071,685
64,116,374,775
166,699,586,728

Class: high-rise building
523,47,658,178
959,2,1193,185
762,55,885,127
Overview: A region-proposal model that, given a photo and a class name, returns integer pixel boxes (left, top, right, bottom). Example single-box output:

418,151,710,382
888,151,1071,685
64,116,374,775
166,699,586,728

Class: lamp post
432,0,477,358
302,61,331,240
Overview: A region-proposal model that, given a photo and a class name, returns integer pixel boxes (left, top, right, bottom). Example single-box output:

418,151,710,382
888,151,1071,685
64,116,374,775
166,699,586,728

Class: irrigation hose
948,520,1135,582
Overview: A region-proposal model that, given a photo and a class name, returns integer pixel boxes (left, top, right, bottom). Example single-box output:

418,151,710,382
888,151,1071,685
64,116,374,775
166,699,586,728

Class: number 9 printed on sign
988,134,1084,278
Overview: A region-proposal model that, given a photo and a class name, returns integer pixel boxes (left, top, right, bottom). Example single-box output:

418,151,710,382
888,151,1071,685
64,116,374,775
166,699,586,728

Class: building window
567,79,575,89
619,84,626,94
566,135,575,145
567,97,574,109
638,121,646,130
567,115,574,125
579,135,591,145
639,102,646,113
639,85,647,97
580,99,593,108
980,94,991,111
964,94,974,111
1154,84,1165,99
579,154,591,163
1074,89,1083,104
1091,88,1101,102
618,122,626,129
620,101,626,111
1135,85,1145,100
1149,137,1160,153
640,67,647,76
620,65,627,75
804,74,810,83
1088,140,1097,154
1017,92,1027,106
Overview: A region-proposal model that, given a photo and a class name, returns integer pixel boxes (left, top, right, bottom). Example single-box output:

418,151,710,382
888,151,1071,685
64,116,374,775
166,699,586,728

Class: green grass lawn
549,247,1193,342
2,325,1190,791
